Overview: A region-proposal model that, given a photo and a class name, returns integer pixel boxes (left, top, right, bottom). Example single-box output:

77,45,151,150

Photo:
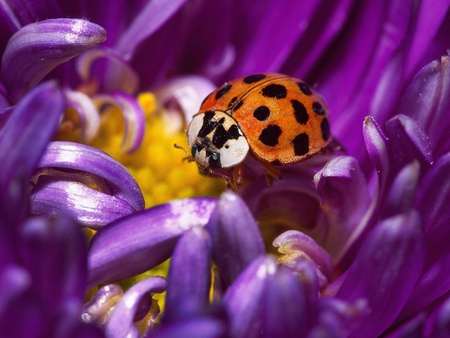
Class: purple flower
1,1,450,337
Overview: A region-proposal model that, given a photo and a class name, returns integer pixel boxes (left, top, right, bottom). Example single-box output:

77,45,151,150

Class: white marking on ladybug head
187,111,249,172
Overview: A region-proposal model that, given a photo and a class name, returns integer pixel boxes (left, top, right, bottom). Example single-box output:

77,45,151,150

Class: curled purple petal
224,256,276,337
76,47,139,94
336,210,426,337
0,81,63,223
273,230,333,289
19,216,88,314
164,226,211,320
30,176,136,229
314,156,372,262
363,115,390,180
1,18,106,102
64,89,100,143
37,141,144,212
206,190,265,286
155,76,216,132
105,276,167,338
82,284,124,327
93,91,145,153
88,198,217,287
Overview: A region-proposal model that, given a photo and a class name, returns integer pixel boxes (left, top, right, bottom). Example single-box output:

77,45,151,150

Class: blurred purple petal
105,276,167,338
19,216,87,314
398,55,450,157
37,141,144,212
314,156,372,262
164,227,211,320
93,91,145,153
274,230,333,289
262,267,310,338
76,47,139,94
0,81,63,223
88,198,216,287
114,0,187,60
427,294,450,338
30,176,136,229
64,89,100,143
224,256,275,337
151,316,227,338
1,18,106,102
206,190,265,286
336,210,426,337
226,0,320,77
416,153,450,261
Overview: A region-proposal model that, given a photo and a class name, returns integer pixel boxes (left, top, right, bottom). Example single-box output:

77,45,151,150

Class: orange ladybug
184,73,332,189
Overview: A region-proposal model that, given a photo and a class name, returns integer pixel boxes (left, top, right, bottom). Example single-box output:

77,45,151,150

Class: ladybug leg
231,164,244,190
322,138,346,154
174,143,195,162
258,160,282,186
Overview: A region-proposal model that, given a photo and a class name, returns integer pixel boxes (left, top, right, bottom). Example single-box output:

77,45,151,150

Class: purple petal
226,0,321,77
30,176,136,229
427,294,450,338
262,267,311,337
64,89,100,143
314,156,372,262
114,0,187,61
363,116,390,179
82,284,124,327
19,216,88,314
37,141,144,212
93,91,145,153
416,153,450,261
223,256,276,337
0,81,63,223
273,230,333,290
105,276,167,338
384,114,433,174
76,47,139,94
88,198,217,287
151,316,227,338
381,161,420,219
164,227,211,320
336,210,426,337
1,18,106,102
206,191,265,286
398,55,450,157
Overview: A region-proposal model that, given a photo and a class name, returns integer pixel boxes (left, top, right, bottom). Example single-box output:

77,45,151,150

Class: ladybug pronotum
181,73,332,189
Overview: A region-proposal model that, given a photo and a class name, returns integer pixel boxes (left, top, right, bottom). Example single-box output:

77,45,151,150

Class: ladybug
183,73,332,189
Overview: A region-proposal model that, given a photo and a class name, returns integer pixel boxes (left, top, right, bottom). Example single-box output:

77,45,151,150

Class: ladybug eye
208,153,221,168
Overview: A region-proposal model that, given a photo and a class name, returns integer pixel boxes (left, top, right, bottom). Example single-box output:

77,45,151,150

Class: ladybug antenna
174,143,194,162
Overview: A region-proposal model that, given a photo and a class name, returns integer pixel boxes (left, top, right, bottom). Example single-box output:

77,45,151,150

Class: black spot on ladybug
198,111,218,137
271,160,282,166
228,96,238,108
261,84,287,99
253,106,270,121
291,100,309,125
259,124,282,146
228,97,243,112
243,74,266,84
293,133,309,156
212,124,242,149
233,100,243,111
297,82,312,96
321,118,330,141
215,83,232,100
312,102,326,116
